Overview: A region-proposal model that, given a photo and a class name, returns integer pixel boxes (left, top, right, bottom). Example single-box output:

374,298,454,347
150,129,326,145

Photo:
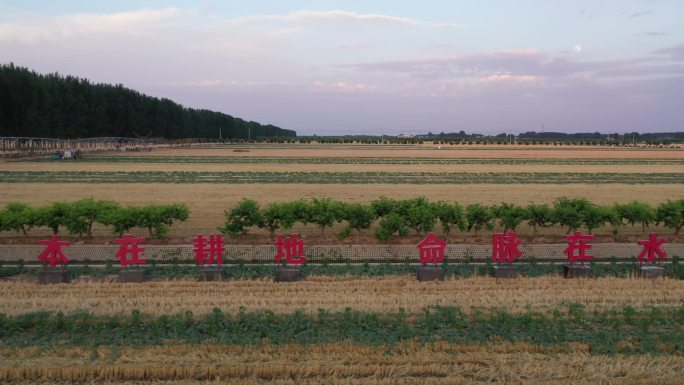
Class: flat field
1,276,683,384
1,276,682,316
1,143,682,240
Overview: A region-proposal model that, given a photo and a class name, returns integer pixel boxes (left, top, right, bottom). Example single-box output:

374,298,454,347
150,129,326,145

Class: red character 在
417,233,447,266
194,234,225,267
37,235,70,267
115,234,148,267
491,231,522,264
564,231,595,264
637,232,667,265
274,233,306,265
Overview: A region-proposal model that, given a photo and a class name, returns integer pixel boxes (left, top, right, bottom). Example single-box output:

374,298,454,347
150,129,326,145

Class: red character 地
115,234,148,267
37,235,70,267
194,234,225,267
564,231,595,264
491,231,522,264
274,233,306,265
417,232,447,266
636,232,667,265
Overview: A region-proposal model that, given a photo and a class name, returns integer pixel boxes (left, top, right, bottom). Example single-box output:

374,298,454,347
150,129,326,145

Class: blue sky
1,1,683,135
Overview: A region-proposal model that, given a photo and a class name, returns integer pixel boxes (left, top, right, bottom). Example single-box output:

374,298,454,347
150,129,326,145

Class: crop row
0,305,682,354
30,156,684,165
1,171,683,184
224,197,684,240
3,259,682,279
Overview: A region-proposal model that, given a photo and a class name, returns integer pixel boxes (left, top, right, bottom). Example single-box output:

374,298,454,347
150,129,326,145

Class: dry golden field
2,342,682,384
1,276,681,316
1,143,682,239
130,144,684,159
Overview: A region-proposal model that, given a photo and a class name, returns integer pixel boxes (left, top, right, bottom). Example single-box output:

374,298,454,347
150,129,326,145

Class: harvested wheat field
1,276,682,316
1,342,683,384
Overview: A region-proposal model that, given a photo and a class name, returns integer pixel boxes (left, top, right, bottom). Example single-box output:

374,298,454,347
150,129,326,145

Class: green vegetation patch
1,305,681,354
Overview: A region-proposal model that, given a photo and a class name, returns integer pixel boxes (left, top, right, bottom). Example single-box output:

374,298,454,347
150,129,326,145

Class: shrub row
221,197,684,240
0,199,189,238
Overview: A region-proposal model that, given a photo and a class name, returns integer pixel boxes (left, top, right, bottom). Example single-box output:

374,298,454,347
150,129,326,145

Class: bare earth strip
3,162,683,173
130,145,684,159
1,276,681,316
0,183,681,237
1,342,682,384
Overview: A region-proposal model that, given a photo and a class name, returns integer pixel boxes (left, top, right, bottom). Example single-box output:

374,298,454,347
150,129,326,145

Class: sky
1,1,683,136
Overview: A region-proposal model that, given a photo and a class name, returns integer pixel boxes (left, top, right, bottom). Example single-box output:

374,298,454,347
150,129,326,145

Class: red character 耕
194,234,225,267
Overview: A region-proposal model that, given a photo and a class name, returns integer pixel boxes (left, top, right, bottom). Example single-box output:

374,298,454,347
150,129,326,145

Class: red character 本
491,231,522,264
194,234,225,267
417,232,447,266
637,232,667,265
274,233,306,265
114,234,148,267
564,231,595,264
37,235,70,267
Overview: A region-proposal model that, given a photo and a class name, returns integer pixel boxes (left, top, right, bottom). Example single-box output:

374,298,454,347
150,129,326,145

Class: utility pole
219,128,222,140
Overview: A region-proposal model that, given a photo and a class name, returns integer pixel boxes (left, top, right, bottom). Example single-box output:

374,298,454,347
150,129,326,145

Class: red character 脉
564,231,595,264
274,233,306,265
37,235,70,267
114,234,148,267
417,232,447,266
194,234,225,267
491,231,522,264
636,232,667,265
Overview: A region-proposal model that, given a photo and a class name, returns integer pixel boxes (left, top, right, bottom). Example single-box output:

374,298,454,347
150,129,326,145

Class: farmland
1,142,683,384
1,143,683,240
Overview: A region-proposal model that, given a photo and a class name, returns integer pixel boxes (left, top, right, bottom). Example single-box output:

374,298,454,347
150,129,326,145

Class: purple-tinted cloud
655,43,684,60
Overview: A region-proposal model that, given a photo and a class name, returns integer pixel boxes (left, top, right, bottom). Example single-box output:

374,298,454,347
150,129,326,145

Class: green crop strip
0,305,682,354
3,260,682,279
1,171,682,184
25,156,684,165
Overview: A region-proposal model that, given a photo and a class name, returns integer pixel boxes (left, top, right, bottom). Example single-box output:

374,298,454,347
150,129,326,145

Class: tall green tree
466,204,494,237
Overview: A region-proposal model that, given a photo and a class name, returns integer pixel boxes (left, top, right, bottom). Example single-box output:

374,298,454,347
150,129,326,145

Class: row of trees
0,63,296,139
0,199,189,238
222,197,684,240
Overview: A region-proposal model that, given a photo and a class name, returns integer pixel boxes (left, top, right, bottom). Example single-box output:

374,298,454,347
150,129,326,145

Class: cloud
654,43,684,60
628,10,652,18
312,81,378,93
230,10,460,28
0,7,183,43
634,32,667,37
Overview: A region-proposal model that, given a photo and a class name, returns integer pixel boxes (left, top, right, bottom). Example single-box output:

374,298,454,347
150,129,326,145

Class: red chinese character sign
637,232,667,265
274,233,306,265
37,235,70,267
114,234,148,267
564,231,594,264
194,234,225,267
491,231,522,264
417,233,447,266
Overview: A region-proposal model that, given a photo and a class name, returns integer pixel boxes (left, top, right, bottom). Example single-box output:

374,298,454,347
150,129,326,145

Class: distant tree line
0,63,296,139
